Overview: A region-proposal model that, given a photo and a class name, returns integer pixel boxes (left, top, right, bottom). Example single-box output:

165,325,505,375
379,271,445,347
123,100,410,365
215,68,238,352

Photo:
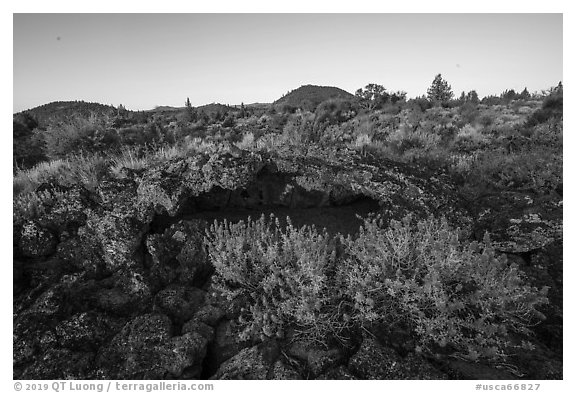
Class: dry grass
13,153,107,196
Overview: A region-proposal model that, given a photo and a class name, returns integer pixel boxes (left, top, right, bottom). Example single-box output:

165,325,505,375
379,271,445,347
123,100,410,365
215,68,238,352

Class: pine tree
519,87,531,100
427,74,454,104
554,81,563,93
501,89,518,103
185,97,197,122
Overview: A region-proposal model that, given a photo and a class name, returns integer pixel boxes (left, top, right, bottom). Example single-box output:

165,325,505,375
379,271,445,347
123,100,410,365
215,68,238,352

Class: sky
13,13,563,112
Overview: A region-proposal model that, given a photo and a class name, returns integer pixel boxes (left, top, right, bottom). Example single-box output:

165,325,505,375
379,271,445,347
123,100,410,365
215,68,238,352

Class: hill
17,101,117,127
196,103,240,115
273,84,356,109
244,102,271,108
148,106,183,112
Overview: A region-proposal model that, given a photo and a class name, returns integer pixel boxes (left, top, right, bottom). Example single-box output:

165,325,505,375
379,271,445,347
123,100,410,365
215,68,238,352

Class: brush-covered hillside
17,101,117,127
274,84,355,110
13,80,563,380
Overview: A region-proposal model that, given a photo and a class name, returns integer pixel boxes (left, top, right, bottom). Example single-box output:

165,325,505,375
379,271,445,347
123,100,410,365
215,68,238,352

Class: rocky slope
13,148,562,379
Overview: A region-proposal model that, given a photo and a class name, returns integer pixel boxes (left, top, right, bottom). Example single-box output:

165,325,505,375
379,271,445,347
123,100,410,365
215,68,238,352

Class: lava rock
182,319,215,342
444,359,517,380
209,319,252,369
20,349,95,379
54,312,124,351
286,340,344,377
55,236,106,277
153,285,206,323
348,337,446,379
93,270,152,316
317,365,357,380
97,313,208,379
212,340,281,380
19,221,58,257
194,304,225,327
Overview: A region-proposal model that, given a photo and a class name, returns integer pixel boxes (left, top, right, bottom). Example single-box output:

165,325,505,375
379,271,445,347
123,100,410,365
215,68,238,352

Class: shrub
13,115,46,169
268,112,290,131
282,112,317,145
530,119,562,148
339,215,548,361
448,152,480,180
13,189,63,226
43,115,118,159
352,133,372,149
407,96,432,112
205,215,337,343
109,146,152,177
385,125,442,154
319,124,352,145
222,114,236,128
451,124,490,153
234,132,255,150
462,147,562,195
477,114,495,128
457,102,480,127
13,153,108,196
254,133,285,152
314,98,357,128
116,123,164,146
525,91,563,128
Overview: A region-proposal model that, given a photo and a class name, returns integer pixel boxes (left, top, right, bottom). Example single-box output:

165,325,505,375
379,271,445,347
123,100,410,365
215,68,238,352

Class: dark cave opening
148,167,381,237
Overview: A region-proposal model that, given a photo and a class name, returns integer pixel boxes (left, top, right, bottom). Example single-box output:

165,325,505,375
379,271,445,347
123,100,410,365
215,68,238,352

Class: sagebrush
204,213,549,360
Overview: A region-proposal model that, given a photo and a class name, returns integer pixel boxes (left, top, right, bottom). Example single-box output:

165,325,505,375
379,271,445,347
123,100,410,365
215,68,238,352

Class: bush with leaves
314,98,357,130
525,89,563,128
460,146,562,195
205,215,338,343
282,112,318,145
407,96,433,112
13,153,109,197
451,124,490,153
339,215,548,361
456,102,480,127
42,115,119,160
13,114,47,169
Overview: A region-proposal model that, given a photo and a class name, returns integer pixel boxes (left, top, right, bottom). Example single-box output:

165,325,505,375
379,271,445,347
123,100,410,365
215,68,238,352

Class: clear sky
13,13,562,112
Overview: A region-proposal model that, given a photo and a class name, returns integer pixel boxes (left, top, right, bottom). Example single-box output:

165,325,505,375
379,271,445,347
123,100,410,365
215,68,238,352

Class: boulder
194,304,225,327
54,312,124,351
212,346,269,380
153,285,206,323
317,365,357,380
472,192,562,254
212,340,291,380
145,220,210,287
93,269,152,316
208,319,252,370
84,210,148,272
55,235,106,277
348,337,446,379
19,221,58,258
96,313,208,379
182,319,215,342
286,340,344,377
444,359,518,380
20,349,95,380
